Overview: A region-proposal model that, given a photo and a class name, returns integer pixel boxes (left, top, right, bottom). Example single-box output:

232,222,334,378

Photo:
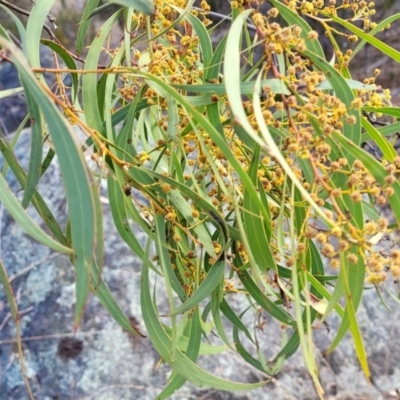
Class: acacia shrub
1,1,400,399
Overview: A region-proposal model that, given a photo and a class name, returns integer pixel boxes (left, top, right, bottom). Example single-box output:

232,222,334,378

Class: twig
0,352,15,380
78,384,149,400
0,0,57,42
0,329,125,345
9,253,61,283
0,312,11,331
363,111,390,126
192,6,256,31
0,0,108,69
0,50,12,63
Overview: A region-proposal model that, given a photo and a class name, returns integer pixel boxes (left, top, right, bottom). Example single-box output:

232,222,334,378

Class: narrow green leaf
41,39,79,99
141,241,268,391
243,145,276,273
329,14,400,64
305,272,344,318
307,239,326,297
153,214,187,302
85,2,115,21
109,99,152,127
2,38,97,328
141,169,230,239
220,299,254,343
361,117,396,162
91,263,144,336
317,79,376,91
237,269,295,327
104,44,127,145
323,135,365,230
351,13,400,59
291,263,323,396
302,49,361,145
166,96,179,143
0,4,26,53
0,173,72,254
204,32,227,82
166,259,225,317
333,130,400,226
82,11,122,133
157,308,202,399
362,106,400,119
108,176,147,259
0,87,24,99
40,148,55,177
225,13,335,230
109,0,154,14
362,200,380,222
233,324,271,374
172,78,290,96
319,267,345,328
326,248,365,357
114,86,143,158
273,330,300,361
184,13,212,69
211,285,236,350
375,122,400,138
339,253,370,380
20,84,43,209
0,114,29,176
90,185,104,289
91,177,143,338
0,138,68,246
76,0,100,54
167,189,216,258
25,0,56,85
163,324,228,355
131,70,272,240
0,259,18,320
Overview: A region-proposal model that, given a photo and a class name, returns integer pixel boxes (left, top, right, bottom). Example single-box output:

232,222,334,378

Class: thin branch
193,6,257,31
9,253,61,283
0,0,108,68
0,329,124,344
0,0,58,41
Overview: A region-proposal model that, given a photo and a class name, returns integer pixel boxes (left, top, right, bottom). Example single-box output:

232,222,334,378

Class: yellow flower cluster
116,0,398,291
237,2,397,285
288,0,376,25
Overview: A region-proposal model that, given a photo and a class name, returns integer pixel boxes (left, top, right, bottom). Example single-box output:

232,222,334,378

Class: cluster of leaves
1,0,400,399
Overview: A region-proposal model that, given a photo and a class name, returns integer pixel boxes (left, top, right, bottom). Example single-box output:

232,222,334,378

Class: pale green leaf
0,173,72,254
109,0,154,14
